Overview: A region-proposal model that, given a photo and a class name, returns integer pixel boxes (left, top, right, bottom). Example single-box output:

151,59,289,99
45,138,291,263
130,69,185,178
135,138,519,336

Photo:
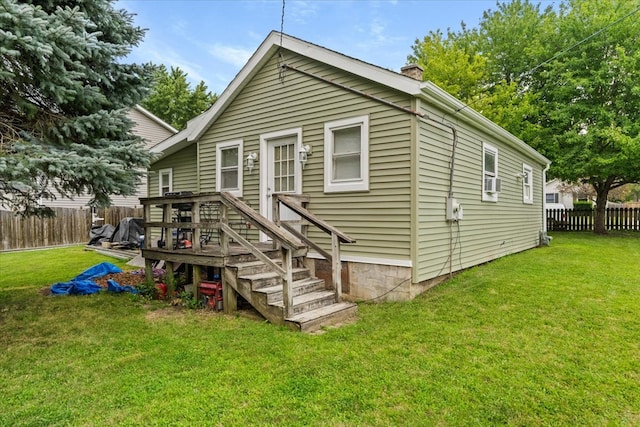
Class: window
324,115,369,193
159,168,172,196
522,164,533,204
546,193,559,204
216,140,243,197
482,142,499,202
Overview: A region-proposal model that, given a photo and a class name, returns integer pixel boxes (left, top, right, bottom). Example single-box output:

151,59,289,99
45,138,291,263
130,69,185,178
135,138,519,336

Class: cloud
130,41,208,84
207,43,254,68
288,0,319,24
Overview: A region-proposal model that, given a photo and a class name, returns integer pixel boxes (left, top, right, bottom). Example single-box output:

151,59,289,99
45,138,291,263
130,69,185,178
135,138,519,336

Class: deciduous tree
141,65,217,130
540,0,640,233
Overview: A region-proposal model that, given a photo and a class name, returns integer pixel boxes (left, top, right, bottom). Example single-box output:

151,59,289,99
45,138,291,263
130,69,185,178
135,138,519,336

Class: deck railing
273,194,356,303
140,192,352,318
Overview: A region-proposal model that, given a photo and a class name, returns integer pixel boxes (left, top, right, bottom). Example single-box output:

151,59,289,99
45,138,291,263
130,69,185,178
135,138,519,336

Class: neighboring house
43,104,177,212
545,178,583,209
148,32,551,302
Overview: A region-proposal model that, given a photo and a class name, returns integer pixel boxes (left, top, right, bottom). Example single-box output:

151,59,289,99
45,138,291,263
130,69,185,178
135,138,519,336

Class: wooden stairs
224,249,357,332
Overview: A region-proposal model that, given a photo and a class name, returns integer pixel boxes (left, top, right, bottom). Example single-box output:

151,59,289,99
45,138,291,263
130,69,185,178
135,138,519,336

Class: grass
1,234,639,426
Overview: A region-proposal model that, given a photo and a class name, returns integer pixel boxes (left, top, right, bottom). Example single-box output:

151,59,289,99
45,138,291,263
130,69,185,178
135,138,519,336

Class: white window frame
482,142,499,202
216,139,243,197
324,115,369,193
522,163,533,204
158,168,172,196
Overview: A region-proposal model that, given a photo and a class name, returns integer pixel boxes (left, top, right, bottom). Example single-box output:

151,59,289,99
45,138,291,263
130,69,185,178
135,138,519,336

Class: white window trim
324,115,369,193
158,168,172,196
216,139,243,197
522,163,533,204
482,142,499,202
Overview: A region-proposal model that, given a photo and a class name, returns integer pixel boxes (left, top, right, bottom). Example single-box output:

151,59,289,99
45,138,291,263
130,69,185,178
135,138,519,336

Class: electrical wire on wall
419,115,464,279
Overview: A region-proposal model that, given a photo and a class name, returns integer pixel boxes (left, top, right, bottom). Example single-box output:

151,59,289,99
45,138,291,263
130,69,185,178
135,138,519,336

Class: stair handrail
274,194,356,303
220,192,308,317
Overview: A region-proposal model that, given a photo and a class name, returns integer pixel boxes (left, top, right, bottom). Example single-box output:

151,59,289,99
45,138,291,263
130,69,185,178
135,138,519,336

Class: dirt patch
93,272,147,288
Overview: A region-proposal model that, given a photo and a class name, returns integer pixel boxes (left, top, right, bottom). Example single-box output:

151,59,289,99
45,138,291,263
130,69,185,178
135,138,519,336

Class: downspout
542,162,550,233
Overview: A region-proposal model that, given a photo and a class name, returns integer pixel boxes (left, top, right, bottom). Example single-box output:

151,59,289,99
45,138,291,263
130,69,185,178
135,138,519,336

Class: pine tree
0,0,155,216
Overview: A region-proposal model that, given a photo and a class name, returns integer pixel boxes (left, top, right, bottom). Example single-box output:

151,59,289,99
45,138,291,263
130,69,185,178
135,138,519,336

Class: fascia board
419,81,550,165
278,34,422,97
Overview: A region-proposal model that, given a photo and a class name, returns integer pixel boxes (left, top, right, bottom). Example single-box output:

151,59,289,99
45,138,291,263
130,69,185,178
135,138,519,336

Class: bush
573,200,593,211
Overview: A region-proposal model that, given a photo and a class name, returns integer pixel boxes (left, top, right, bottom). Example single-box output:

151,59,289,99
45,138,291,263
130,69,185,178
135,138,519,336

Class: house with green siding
146,32,550,308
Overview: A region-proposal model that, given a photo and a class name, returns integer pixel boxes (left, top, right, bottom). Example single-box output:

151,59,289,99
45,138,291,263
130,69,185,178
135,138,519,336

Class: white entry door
260,129,302,241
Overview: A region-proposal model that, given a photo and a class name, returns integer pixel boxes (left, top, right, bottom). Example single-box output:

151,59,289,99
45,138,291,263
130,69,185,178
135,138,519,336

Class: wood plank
277,194,356,243
220,192,306,251
220,223,286,277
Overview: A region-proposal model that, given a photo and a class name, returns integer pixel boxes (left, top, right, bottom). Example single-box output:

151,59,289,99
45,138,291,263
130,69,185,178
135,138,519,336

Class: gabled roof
151,31,549,166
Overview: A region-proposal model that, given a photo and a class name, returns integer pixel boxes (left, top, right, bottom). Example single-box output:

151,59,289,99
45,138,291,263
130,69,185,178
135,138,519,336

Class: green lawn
1,234,639,426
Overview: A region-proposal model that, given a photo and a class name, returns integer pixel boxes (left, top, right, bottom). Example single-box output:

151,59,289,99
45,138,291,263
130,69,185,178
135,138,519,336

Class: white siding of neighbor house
43,107,175,210
414,100,546,283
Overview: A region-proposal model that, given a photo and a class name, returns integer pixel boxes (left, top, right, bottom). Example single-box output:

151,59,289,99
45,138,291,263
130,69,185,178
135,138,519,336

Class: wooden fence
0,206,143,251
547,207,640,231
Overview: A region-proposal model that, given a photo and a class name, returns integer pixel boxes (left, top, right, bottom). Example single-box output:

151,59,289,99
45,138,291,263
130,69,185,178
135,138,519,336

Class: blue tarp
50,262,123,295
107,279,138,294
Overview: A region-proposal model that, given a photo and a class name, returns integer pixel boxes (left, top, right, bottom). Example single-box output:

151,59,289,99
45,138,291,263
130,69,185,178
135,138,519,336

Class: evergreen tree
141,65,217,130
0,0,155,216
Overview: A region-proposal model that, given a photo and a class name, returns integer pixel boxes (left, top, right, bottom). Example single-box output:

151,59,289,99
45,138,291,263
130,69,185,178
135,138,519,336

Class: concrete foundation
309,258,447,302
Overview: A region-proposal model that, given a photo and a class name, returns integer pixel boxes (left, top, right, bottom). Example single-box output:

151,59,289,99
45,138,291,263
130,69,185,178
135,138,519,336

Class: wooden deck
142,242,278,268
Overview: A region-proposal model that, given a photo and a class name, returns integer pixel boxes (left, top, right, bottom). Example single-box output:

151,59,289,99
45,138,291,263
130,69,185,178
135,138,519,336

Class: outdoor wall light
299,144,311,169
246,152,257,174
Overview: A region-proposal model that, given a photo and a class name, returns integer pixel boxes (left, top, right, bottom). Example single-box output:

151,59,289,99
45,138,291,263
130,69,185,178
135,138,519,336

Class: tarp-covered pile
50,262,138,295
88,217,144,249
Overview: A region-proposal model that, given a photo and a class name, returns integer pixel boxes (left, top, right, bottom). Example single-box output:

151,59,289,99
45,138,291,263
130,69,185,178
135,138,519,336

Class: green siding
414,102,546,283
147,144,198,234
198,51,413,261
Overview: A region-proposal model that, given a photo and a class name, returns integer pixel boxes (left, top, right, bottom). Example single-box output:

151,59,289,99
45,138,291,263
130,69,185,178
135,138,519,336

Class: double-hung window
216,140,243,197
522,164,533,204
159,168,172,196
324,115,369,193
482,142,499,202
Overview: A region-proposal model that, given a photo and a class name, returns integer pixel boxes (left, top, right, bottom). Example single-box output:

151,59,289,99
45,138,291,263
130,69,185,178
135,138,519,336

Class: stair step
229,259,283,276
273,290,336,315
255,278,325,304
286,302,358,332
239,268,310,289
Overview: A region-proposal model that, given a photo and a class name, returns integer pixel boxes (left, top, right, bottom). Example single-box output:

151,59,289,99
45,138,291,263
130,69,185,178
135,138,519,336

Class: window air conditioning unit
485,177,502,193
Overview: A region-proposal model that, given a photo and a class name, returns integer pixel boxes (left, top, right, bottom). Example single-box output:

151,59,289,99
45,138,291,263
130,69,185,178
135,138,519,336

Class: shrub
573,200,593,211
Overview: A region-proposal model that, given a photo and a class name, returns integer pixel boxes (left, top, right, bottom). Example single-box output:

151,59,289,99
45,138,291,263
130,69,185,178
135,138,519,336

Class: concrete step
286,302,358,333
254,278,326,304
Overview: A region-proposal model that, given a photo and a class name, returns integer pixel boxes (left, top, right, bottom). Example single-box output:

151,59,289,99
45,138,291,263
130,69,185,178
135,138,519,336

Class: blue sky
120,1,524,94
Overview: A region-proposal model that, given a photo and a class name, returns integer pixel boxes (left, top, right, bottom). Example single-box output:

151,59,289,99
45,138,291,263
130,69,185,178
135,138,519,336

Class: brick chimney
401,64,424,81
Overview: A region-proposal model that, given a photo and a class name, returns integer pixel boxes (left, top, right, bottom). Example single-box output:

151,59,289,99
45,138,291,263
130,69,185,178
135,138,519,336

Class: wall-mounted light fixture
246,152,257,174
298,144,312,169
